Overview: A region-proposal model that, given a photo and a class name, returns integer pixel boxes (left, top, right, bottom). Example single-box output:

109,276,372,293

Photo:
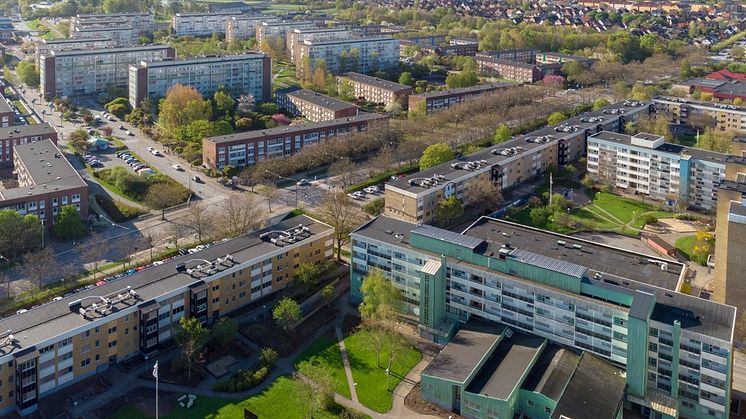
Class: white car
364,186,380,194
171,164,184,171
147,146,154,152
151,149,162,156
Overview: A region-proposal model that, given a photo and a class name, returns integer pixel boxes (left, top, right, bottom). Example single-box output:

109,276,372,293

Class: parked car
296,179,311,186
192,176,203,183
151,149,162,156
364,186,380,194
119,125,126,130
126,130,134,136
147,146,154,152
171,164,183,171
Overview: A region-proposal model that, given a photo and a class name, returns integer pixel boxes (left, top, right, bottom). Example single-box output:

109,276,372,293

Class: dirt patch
38,373,111,417
404,383,464,418
96,387,178,418
241,305,338,357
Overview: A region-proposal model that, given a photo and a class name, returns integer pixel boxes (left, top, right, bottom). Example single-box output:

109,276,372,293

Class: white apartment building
171,12,240,37
286,28,351,64
40,45,175,98
128,53,271,107
296,36,400,77
70,24,137,46
34,37,117,66
70,13,155,34
255,20,315,46
587,131,728,211
225,15,276,42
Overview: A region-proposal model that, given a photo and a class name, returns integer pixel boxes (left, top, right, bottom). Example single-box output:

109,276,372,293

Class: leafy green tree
734,98,744,106
607,31,645,63
337,80,355,101
105,97,131,119
213,87,235,117
294,262,320,291
493,124,512,143
321,284,335,303
530,206,550,225
359,269,400,367
52,205,86,240
547,112,568,125
561,60,585,82
158,84,211,130
679,60,692,81
260,347,278,367
145,183,186,220
419,143,454,170
16,61,39,87
273,297,301,332
173,317,208,380
446,70,478,88
434,195,464,225
258,102,279,115
592,98,610,110
68,128,89,154
398,71,415,87
209,317,238,349
581,174,595,190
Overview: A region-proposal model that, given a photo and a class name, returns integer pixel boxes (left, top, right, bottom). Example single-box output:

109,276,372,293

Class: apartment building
203,113,389,169
474,55,543,84
337,72,412,106
586,131,736,211
0,16,13,40
70,24,137,47
407,83,517,116
386,100,652,224
40,45,176,99
0,138,88,227
480,48,536,63
34,37,116,66
534,52,594,66
128,53,271,108
171,12,240,37
0,214,332,416
225,15,275,42
255,20,316,46
0,94,14,128
275,87,357,122
296,36,400,77
653,96,746,132
400,36,478,57
350,215,735,419
0,123,58,166
69,13,155,34
287,28,350,64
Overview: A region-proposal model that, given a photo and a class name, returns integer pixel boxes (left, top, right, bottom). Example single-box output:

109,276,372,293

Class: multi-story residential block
534,51,595,66
653,96,746,132
275,87,357,122
225,15,275,42
70,24,137,47
0,123,58,166
0,94,15,127
475,55,543,84
0,214,332,416
128,53,271,108
350,214,736,419
400,36,478,57
255,20,316,46
287,28,350,64
0,137,88,227
34,37,116,66
171,12,240,37
296,36,400,77
203,113,389,169
0,16,13,40
479,48,536,63
40,45,176,99
586,131,738,211
69,13,155,34
407,83,516,116
387,101,652,223
337,72,412,106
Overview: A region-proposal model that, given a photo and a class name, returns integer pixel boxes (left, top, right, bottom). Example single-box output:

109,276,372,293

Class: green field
295,335,351,398
675,235,696,261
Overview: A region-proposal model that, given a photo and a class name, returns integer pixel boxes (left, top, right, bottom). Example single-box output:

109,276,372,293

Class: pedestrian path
336,325,359,403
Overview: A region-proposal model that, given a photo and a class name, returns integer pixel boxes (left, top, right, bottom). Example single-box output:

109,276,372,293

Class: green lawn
344,330,422,413
295,334,351,398
675,235,696,261
110,375,349,419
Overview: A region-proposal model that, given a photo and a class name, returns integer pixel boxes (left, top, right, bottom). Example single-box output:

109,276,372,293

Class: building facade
225,15,275,42
203,113,389,169
69,13,155,34
287,28,351,64
475,55,543,84
128,53,271,108
386,101,652,224
407,83,516,116
40,45,175,99
586,131,735,211
351,215,735,419
34,37,117,66
0,215,332,416
653,96,746,132
0,123,58,166
70,24,137,46
275,87,358,122
0,94,15,128
255,20,316,46
296,37,400,77
171,12,240,37
337,72,412,106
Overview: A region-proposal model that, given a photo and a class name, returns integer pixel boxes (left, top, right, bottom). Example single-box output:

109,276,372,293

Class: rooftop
521,346,580,401
134,53,266,68
551,353,626,419
465,334,544,400
475,55,539,69
280,87,358,112
339,72,411,92
421,326,504,383
591,131,728,165
409,82,516,100
387,100,649,194
0,123,57,140
40,37,112,45
46,44,171,57
654,96,746,114
302,36,397,46
205,112,387,145
0,215,332,357
677,78,725,89
0,95,11,114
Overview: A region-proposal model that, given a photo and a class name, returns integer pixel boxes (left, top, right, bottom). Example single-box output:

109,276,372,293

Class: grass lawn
295,335,351,398
675,235,696,261
110,375,355,419
344,330,422,413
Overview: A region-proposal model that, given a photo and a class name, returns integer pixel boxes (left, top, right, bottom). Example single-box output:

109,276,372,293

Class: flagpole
153,361,159,419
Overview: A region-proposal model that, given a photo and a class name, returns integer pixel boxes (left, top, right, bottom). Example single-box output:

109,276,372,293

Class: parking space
350,184,385,203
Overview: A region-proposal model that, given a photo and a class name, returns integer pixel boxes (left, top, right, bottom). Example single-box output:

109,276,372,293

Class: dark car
192,176,203,184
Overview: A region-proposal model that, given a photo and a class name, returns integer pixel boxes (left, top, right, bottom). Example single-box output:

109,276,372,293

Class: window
527,400,534,407
95,354,100,362
108,326,117,334
545,407,551,414
108,340,117,348
80,358,90,367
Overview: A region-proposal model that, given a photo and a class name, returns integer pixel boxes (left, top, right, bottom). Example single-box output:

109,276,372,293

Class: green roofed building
350,215,736,419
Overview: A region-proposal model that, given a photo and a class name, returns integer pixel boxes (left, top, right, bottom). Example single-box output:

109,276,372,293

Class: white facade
171,12,239,37
298,37,400,76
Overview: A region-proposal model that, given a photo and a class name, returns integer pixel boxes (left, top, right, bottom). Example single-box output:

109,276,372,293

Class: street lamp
265,169,299,207
0,255,9,297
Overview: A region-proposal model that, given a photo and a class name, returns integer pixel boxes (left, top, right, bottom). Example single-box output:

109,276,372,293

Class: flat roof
0,95,11,114
135,53,266,68
339,72,410,92
421,326,504,383
465,334,544,399
303,36,396,46
387,100,649,194
591,130,728,165
46,44,171,57
654,96,746,115
205,112,387,145
521,346,580,401
475,55,538,69
0,123,57,140
551,353,626,419
40,37,112,45
677,78,725,88
280,88,357,112
410,82,516,99
0,215,332,357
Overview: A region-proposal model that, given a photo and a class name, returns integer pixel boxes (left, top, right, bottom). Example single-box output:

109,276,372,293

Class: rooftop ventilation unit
554,125,579,133
525,135,554,144
602,108,626,115
580,116,604,123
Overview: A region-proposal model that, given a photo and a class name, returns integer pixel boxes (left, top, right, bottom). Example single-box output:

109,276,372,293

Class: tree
186,201,214,242
216,195,263,238
398,71,415,87
100,125,113,137
692,230,714,266
105,97,131,118
679,59,693,79
592,98,610,110
158,84,212,130
562,60,586,82
16,61,39,87
81,232,110,281
209,317,238,349
236,94,255,115
68,128,89,154
434,195,464,226
547,112,568,125
730,46,745,60
145,183,185,220
321,284,335,303
359,269,400,367
734,98,744,106
419,143,454,170
466,177,503,213
259,182,278,213
173,317,208,380
52,205,86,240
115,233,142,270
493,124,512,143
698,128,732,153
328,158,356,190
273,297,301,332
337,80,355,101
213,87,235,117
318,191,364,260
258,102,279,115
530,206,550,225
294,262,320,291
635,114,672,141
445,70,478,89
0,210,41,258
19,247,55,291
581,174,595,190
607,31,645,63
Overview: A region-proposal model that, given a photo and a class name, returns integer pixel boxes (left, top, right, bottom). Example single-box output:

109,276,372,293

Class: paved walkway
335,325,359,403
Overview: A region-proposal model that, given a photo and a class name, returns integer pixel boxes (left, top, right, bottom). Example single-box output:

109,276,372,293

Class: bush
213,364,271,392
260,347,278,368
362,198,384,216
642,214,658,225
339,407,368,419
95,195,144,222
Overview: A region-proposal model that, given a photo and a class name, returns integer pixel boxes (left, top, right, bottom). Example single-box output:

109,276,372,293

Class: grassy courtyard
295,334,351,398
675,235,696,260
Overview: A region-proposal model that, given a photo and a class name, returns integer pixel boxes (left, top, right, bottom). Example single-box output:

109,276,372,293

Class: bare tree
186,201,215,242
317,191,365,260
81,232,110,281
368,145,394,177
166,221,183,250
20,247,56,291
145,183,185,220
116,233,143,269
328,158,356,190
217,195,263,238
466,177,504,214
142,229,162,263
259,182,279,212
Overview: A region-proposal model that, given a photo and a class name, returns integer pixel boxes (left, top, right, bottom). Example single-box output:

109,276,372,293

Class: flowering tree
271,113,290,125
237,94,255,115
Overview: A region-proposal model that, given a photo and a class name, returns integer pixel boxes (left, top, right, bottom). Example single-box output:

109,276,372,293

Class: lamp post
265,169,299,207
0,255,9,298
